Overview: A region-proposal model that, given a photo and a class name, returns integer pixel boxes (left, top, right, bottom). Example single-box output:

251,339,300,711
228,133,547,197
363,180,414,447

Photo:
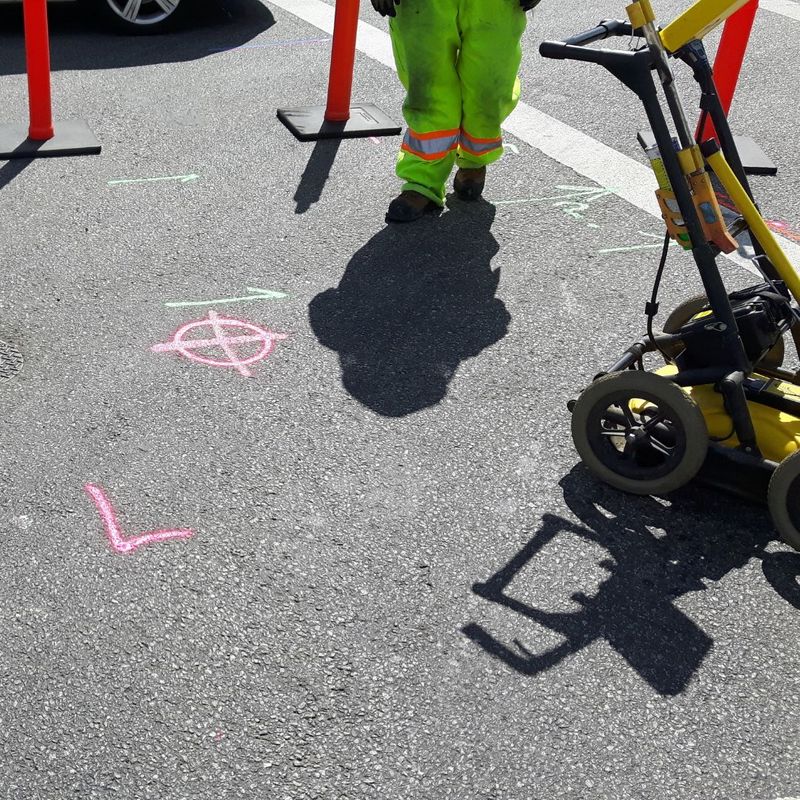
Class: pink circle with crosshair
151,311,288,377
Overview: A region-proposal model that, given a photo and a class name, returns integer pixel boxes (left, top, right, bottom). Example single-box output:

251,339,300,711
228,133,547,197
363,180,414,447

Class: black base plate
0,119,101,159
637,130,777,176
733,135,778,176
277,104,401,142
695,443,773,505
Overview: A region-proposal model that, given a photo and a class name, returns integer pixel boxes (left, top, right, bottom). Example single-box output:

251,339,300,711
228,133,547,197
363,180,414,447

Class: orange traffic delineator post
0,0,100,160
277,0,401,141
696,0,775,175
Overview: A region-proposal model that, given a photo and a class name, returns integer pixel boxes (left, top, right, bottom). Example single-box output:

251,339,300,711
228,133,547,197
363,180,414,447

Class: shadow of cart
464,464,800,695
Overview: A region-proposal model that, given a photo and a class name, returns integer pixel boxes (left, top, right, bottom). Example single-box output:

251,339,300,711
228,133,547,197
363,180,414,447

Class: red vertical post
276,0,399,141
324,0,359,123
696,0,758,142
22,0,55,141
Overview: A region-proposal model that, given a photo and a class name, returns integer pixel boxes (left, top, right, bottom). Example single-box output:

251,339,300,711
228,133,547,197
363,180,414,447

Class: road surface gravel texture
1,0,799,797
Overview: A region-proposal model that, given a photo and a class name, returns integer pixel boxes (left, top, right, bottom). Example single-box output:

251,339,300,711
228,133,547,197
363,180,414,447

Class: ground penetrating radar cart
539,0,800,545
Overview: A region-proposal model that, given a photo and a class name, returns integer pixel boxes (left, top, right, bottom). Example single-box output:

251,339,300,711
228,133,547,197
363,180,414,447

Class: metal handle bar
539,19,635,62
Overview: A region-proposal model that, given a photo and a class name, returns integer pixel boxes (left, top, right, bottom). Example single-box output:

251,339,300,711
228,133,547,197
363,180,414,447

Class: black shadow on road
294,139,343,214
0,157,32,191
762,549,800,608
308,199,510,417
464,465,798,696
0,0,275,75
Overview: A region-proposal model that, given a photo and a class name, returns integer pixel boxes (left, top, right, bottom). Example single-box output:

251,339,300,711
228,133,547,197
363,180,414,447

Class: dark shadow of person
308,199,509,417
464,465,780,695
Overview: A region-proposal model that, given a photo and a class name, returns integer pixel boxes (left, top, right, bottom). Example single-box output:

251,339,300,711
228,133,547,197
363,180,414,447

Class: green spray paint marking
493,186,616,206
108,174,200,186
598,243,667,253
599,231,677,254
492,185,616,224
165,287,288,308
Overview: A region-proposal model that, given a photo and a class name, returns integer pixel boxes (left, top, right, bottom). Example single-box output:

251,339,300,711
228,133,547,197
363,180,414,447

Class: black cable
645,232,736,442
646,231,672,364
710,422,736,443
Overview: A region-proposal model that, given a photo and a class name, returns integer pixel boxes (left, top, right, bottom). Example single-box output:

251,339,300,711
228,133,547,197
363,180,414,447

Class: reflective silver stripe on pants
403,129,460,158
459,133,503,155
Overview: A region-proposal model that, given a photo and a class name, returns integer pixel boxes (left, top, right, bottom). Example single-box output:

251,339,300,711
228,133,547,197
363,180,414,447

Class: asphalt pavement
1,0,800,798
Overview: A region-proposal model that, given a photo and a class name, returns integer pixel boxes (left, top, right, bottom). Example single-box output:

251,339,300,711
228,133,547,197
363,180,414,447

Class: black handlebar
565,19,632,46
539,19,634,61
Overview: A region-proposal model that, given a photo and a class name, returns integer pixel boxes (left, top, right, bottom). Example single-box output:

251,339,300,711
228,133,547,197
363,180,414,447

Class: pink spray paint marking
84,483,194,555
151,310,288,377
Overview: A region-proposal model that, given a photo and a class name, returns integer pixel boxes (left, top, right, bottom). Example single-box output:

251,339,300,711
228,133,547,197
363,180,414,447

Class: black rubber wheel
768,450,800,551
662,293,785,368
571,370,709,496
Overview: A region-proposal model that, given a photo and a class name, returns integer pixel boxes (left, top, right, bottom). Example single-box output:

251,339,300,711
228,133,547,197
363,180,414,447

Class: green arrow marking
164,287,288,308
599,234,678,254
598,243,667,253
108,174,200,186
493,186,616,206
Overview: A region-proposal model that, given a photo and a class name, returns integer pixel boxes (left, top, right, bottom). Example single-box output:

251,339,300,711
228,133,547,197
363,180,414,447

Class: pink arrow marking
84,483,194,554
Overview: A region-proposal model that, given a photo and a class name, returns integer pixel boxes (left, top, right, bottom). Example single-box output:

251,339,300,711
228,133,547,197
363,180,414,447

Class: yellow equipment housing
646,366,800,463
660,0,752,52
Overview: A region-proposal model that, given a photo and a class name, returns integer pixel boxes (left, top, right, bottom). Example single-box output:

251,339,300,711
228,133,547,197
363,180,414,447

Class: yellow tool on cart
540,0,800,545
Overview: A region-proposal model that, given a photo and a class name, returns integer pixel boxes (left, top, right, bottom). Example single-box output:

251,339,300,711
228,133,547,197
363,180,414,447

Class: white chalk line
271,0,800,274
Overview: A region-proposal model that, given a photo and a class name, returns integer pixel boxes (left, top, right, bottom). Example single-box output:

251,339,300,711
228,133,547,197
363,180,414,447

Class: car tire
83,0,192,34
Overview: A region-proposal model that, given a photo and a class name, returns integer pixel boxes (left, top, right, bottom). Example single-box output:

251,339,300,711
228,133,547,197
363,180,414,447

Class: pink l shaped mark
84,483,194,554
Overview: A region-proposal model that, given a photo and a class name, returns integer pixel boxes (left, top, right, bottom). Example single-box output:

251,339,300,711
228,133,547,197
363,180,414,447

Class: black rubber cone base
0,119,101,159
277,104,401,142
733,135,777,176
637,129,776,176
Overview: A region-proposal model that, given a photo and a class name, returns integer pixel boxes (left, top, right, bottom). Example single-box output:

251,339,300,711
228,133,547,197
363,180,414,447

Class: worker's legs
456,0,526,171
389,0,462,206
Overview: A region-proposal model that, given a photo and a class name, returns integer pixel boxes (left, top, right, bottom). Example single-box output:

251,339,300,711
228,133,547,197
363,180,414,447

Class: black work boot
386,191,439,223
453,167,486,201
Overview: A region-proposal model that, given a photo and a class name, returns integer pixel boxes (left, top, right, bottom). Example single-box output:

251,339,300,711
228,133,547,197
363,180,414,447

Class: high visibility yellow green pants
388,0,527,206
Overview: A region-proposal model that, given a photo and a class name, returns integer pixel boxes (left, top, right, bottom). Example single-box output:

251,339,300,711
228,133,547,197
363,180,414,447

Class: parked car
0,0,193,34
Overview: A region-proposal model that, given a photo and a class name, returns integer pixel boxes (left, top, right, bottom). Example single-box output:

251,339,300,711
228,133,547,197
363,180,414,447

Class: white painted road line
270,0,800,271
760,0,800,22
